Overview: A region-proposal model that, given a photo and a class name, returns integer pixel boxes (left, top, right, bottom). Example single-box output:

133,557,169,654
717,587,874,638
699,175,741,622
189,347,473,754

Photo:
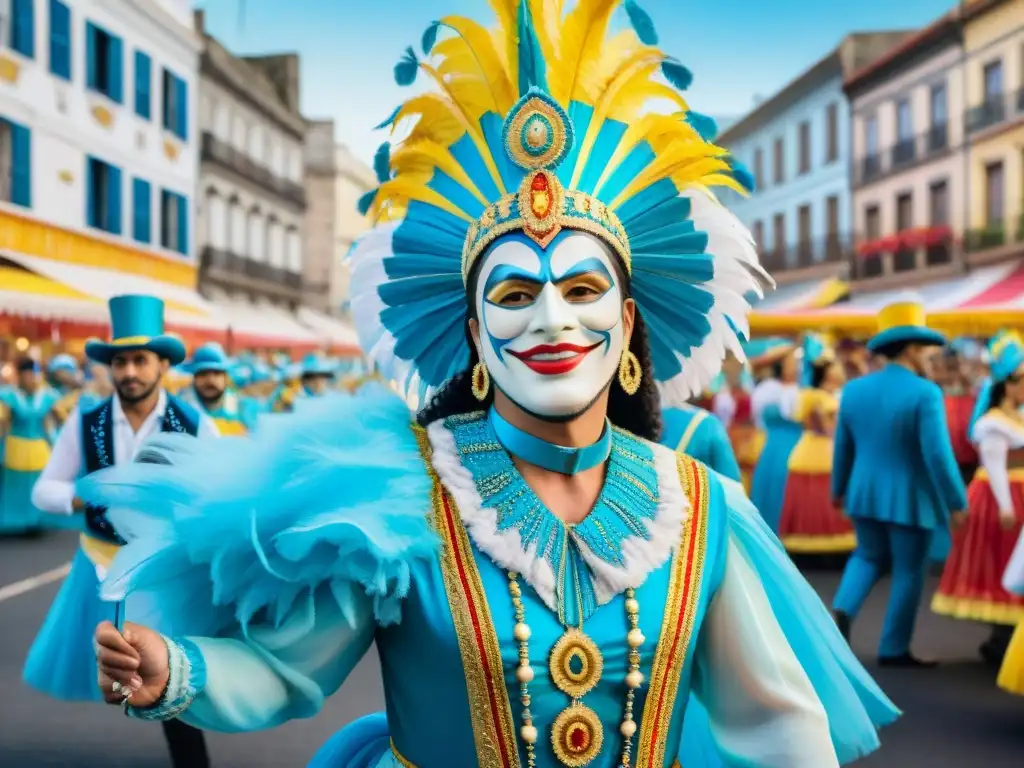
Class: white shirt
712,389,737,428
32,389,219,515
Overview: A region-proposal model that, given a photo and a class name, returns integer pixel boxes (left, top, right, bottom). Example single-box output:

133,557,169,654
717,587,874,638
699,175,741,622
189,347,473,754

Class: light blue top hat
866,300,946,353
186,342,231,375
301,353,335,377
85,295,187,366
47,353,79,374
989,332,1024,383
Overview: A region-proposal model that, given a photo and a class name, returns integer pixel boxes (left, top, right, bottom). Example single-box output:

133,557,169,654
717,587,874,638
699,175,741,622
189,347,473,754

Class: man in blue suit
831,301,967,667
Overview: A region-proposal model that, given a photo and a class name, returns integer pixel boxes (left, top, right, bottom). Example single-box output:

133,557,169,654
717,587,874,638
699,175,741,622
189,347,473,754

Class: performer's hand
950,510,967,529
999,510,1017,531
95,621,169,708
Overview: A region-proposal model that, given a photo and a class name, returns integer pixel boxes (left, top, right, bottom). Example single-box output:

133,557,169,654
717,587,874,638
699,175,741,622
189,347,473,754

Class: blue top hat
866,301,946,353
301,353,335,377
85,295,186,366
186,342,231,375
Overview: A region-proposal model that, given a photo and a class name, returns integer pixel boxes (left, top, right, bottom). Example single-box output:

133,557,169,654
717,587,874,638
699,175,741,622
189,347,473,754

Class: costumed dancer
271,352,335,413
832,301,966,667
749,340,801,532
710,356,755,490
181,342,250,435
0,358,59,534
932,332,1024,665
89,4,896,767
661,402,741,482
999,507,1024,694
24,296,217,768
778,334,853,555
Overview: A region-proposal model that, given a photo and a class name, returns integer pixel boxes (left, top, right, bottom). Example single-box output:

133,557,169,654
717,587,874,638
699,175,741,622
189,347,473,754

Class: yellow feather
375,176,475,222
585,30,642,102
593,113,691,195
439,15,516,113
392,94,465,148
528,0,565,66
555,0,620,105
697,173,748,196
611,153,731,210
487,0,519,80
391,140,490,206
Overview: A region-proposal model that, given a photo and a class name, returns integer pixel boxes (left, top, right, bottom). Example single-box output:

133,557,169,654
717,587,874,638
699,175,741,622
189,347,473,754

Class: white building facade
0,0,200,273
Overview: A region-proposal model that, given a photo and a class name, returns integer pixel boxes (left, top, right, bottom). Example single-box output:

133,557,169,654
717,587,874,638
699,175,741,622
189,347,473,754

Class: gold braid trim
635,455,710,768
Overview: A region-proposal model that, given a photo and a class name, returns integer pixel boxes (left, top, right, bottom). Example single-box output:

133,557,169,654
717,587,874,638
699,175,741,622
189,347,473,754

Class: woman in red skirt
713,358,759,493
779,335,853,554
933,333,1024,664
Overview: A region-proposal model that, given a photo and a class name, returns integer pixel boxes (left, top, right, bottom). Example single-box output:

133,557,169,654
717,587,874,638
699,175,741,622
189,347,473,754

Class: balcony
853,125,953,188
849,226,960,286
963,212,1024,267
200,245,305,302
201,132,307,210
965,95,1008,134
757,234,851,284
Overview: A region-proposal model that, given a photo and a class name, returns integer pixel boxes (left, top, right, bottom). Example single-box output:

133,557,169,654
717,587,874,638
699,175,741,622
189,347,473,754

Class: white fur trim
426,421,688,613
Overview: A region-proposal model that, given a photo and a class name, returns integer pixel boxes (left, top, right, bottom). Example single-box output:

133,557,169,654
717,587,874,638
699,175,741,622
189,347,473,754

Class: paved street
1,531,1022,767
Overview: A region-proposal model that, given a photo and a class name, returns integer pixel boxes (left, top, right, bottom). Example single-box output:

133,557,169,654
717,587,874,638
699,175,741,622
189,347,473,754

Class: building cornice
98,0,203,58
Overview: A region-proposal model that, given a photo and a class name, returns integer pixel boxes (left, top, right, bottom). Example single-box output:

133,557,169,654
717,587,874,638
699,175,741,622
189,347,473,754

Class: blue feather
624,0,658,45
373,142,391,183
394,46,419,87
374,104,402,131
685,111,718,142
421,20,440,54
515,0,548,94
728,159,756,193
661,58,693,91
357,189,377,216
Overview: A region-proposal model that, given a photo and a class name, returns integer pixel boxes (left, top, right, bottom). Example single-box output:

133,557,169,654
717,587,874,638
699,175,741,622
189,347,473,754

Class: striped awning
749,277,849,333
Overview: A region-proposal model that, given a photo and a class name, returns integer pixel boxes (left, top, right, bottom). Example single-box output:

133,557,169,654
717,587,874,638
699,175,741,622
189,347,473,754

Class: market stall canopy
766,262,1024,337
749,277,849,334
203,289,321,351
295,307,361,355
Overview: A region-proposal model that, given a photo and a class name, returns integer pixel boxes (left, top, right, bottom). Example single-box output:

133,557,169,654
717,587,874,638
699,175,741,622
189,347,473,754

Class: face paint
475,231,625,419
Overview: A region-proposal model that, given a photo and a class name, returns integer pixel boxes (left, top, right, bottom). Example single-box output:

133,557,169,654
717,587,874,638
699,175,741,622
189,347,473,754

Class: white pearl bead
625,670,644,689
516,664,535,683
620,719,637,738
513,622,531,642
625,598,639,614
520,724,538,743
627,628,645,648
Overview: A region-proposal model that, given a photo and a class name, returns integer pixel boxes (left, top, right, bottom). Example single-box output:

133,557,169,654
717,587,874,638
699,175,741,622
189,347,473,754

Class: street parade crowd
2,0,1024,765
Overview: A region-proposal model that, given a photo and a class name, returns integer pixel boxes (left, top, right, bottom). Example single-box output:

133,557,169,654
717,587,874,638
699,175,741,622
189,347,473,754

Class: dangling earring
618,350,642,395
471,361,490,401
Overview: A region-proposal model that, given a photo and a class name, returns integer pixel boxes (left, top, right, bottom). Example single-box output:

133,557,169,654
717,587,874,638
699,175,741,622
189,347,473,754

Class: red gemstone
531,173,548,191
569,725,589,751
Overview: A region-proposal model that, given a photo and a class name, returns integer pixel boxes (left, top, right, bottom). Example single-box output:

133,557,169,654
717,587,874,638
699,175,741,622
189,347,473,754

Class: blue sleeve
916,385,968,513
704,418,742,482
831,395,854,500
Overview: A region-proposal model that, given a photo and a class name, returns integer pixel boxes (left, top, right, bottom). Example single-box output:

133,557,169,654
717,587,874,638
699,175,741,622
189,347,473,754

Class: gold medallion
549,628,603,698
551,702,604,766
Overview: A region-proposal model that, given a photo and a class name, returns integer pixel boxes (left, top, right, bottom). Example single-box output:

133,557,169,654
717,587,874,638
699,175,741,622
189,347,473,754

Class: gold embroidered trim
634,455,710,768
416,425,521,768
675,410,708,455
390,739,416,767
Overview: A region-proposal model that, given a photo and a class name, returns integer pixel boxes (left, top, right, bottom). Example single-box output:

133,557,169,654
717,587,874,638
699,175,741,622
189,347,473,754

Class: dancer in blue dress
90,3,896,766
661,404,741,482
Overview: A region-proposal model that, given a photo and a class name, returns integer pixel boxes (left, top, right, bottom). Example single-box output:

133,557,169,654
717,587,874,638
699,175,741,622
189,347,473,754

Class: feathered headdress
350,0,773,402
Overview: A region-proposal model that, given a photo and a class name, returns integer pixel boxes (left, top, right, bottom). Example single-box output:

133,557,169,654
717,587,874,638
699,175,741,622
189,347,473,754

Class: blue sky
195,0,956,166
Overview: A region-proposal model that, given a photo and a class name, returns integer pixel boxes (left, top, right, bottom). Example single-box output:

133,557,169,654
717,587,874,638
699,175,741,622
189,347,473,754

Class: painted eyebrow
483,264,543,295
553,257,613,284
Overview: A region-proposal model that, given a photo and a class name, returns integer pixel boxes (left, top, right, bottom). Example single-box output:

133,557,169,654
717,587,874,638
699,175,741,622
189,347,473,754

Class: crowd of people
1,1,1022,766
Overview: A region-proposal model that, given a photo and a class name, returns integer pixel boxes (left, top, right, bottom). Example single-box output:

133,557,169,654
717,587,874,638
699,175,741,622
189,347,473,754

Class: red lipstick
507,342,602,375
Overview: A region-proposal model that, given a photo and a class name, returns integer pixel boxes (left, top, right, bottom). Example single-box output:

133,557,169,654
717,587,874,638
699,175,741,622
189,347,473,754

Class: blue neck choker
488,408,611,475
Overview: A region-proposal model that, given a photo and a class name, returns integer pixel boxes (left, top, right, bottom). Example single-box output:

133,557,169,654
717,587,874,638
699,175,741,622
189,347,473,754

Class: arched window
229,197,246,256
205,189,226,250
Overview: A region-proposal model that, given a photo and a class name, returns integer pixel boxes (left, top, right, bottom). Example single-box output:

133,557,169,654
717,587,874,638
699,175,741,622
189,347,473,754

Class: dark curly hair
416,245,663,442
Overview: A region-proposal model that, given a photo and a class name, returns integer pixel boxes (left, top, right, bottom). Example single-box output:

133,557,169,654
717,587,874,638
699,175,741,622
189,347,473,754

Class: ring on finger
111,680,123,694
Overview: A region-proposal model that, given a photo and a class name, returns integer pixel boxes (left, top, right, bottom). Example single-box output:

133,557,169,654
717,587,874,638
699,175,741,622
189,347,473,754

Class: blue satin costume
0,386,59,533
750,382,802,532
81,391,898,767
661,405,741,482
832,364,967,658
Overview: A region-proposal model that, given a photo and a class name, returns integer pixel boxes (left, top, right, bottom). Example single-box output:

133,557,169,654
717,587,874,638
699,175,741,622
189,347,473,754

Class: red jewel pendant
530,172,551,219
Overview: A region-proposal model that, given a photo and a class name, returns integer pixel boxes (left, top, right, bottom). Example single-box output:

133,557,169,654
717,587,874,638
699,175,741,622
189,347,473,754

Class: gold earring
618,350,642,395
471,361,490,401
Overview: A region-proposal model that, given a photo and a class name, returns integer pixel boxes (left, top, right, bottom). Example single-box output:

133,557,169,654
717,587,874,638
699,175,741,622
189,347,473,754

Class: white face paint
475,231,625,419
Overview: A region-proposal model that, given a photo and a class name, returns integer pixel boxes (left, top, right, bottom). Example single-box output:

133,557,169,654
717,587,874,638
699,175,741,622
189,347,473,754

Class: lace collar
427,412,686,626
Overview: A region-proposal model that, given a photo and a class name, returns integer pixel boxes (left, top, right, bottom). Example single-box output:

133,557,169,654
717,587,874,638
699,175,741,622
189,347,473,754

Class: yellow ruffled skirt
997,622,1024,695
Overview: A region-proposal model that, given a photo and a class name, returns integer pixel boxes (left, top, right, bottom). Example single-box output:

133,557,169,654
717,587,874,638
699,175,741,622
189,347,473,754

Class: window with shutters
160,189,189,256
85,22,123,102
48,0,71,80
7,0,34,59
134,50,151,120
825,103,839,163
798,121,811,175
773,137,784,185
162,68,188,140
86,156,121,234
132,178,151,244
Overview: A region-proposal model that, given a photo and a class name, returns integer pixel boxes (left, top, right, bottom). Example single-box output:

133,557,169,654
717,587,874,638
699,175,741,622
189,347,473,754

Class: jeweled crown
460,90,631,283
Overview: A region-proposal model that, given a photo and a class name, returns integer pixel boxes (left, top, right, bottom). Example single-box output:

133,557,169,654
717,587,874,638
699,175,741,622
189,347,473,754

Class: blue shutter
12,0,35,59
48,1,71,80
134,51,151,119
176,76,188,140
107,164,122,235
85,23,97,90
176,193,189,256
10,122,31,208
132,178,151,243
108,34,123,103
85,157,96,227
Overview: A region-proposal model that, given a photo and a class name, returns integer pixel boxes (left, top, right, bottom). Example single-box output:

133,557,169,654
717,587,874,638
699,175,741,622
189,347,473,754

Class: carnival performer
24,295,217,768
661,403,741,482
932,332,1024,665
778,335,853,555
999,496,1024,694
0,358,59,534
87,4,896,767
749,340,801,532
832,301,966,667
710,356,755,490
271,353,335,413
181,342,250,435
